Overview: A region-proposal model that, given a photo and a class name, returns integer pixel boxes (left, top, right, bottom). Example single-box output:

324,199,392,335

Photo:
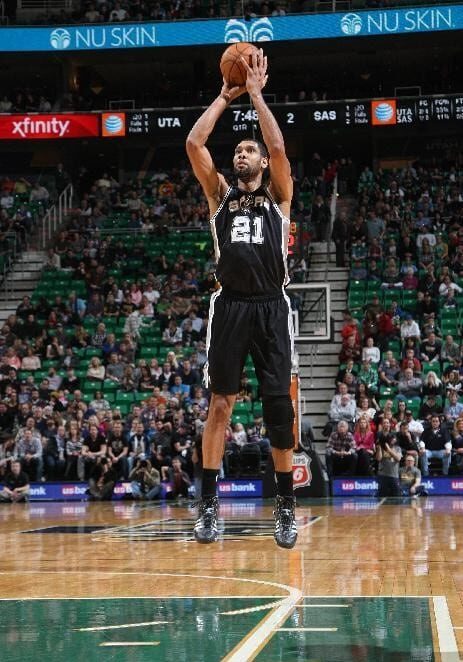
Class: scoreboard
99,95,463,139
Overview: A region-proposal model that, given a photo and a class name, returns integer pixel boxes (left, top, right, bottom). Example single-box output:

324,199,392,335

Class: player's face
233,141,267,183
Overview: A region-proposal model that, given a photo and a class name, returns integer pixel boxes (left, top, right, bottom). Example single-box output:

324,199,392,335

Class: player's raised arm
186,81,245,208
241,50,293,211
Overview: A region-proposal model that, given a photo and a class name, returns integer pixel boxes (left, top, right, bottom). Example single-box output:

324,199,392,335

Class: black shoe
273,495,297,549
193,496,219,544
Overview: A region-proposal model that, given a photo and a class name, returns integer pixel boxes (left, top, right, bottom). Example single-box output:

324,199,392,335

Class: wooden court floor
1,497,463,661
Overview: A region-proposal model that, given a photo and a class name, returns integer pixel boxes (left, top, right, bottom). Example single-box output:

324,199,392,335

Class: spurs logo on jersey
210,185,290,295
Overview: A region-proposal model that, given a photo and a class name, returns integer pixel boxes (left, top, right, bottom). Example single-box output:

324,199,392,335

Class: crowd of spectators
5,0,453,25
0,91,96,113
328,159,463,496
0,159,322,500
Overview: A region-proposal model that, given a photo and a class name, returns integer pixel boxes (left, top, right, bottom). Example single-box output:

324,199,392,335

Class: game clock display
223,107,300,134
102,94,463,140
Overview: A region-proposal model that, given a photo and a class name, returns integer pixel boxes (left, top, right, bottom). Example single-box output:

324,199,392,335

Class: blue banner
0,6,460,52
218,479,263,497
333,476,463,496
1,479,263,500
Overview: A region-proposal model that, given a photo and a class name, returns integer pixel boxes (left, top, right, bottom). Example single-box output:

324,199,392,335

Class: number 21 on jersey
230,215,264,245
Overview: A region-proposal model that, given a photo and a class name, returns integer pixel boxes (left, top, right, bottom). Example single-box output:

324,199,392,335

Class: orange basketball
220,42,259,88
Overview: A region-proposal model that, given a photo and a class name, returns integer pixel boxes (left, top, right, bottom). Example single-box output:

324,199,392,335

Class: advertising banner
0,114,100,139
1,479,263,501
0,7,460,52
218,479,263,498
333,476,463,496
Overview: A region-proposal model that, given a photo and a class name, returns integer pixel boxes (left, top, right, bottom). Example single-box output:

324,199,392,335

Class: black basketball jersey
210,185,290,296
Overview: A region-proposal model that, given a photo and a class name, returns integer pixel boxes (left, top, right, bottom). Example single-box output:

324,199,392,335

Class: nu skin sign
0,6,460,52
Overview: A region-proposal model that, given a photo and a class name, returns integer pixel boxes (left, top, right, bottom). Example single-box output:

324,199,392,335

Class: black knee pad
262,395,295,450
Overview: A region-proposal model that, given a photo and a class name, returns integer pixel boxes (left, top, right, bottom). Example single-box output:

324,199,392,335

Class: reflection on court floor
0,596,435,662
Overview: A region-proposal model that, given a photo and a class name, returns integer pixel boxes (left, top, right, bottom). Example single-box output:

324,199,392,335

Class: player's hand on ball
220,78,246,104
241,48,268,97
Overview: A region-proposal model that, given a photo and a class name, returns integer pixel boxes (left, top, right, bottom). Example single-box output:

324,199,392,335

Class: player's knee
210,394,234,423
262,395,295,450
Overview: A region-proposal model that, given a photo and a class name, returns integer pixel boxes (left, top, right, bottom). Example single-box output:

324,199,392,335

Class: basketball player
186,49,297,549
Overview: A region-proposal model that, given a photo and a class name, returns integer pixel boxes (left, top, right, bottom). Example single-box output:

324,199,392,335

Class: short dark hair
239,138,269,159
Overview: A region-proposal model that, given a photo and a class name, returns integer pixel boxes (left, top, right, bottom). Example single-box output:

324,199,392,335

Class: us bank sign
0,5,460,52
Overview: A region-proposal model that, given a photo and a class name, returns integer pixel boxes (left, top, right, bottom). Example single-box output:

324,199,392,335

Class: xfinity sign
340,7,453,36
12,117,70,138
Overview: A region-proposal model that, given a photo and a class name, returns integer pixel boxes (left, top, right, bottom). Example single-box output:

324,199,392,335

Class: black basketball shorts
205,289,294,396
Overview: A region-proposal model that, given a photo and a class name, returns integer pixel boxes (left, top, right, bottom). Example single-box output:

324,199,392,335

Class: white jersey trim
282,287,295,366
203,286,223,388
266,187,291,287
210,186,232,264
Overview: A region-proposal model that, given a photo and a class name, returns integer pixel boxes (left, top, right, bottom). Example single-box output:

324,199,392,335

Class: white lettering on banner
29,486,46,496
341,7,453,36
157,117,181,128
292,453,312,489
11,117,70,138
73,26,156,50
313,110,337,122
61,485,88,496
219,482,257,492
341,480,379,491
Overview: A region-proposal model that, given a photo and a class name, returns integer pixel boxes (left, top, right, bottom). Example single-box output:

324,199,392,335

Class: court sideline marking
433,596,461,662
0,578,458,661
0,570,301,660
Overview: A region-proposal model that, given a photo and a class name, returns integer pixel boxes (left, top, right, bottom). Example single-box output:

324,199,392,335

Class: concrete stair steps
299,364,339,386
299,389,336,402
301,377,338,390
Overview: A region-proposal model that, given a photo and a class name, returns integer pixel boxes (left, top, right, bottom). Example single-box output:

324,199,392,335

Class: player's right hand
220,78,246,104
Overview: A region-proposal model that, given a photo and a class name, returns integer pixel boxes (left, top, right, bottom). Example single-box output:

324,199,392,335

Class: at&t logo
340,13,363,35
224,18,273,43
50,28,71,50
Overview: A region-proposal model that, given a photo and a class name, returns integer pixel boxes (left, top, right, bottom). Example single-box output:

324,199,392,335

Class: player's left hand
241,48,268,98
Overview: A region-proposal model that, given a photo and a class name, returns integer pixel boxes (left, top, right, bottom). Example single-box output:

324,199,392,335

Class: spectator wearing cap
420,414,451,476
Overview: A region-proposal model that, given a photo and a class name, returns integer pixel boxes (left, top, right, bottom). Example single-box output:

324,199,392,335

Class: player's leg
251,295,297,549
194,293,250,544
